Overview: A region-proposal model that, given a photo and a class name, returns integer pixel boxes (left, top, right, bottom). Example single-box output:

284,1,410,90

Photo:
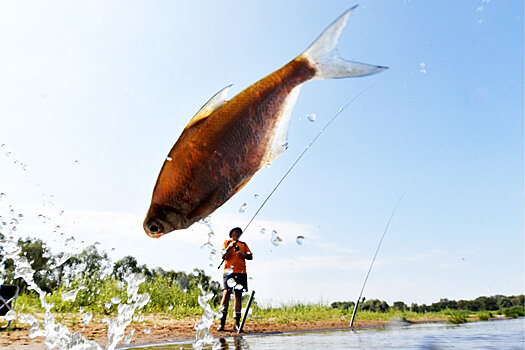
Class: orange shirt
222,239,251,274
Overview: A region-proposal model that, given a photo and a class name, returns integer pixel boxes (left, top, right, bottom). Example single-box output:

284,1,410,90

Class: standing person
217,227,253,331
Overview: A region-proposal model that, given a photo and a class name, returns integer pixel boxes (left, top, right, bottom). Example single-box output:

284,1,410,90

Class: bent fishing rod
243,85,375,233
349,194,404,328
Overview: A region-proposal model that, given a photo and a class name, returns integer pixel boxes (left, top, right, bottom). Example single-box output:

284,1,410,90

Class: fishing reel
234,244,240,252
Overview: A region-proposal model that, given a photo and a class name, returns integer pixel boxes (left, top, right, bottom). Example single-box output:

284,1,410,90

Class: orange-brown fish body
144,6,386,237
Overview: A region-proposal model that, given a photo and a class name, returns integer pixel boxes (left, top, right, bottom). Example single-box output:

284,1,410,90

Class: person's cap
229,227,243,238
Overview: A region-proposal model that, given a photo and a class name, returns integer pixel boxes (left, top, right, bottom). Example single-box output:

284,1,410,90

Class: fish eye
146,221,163,234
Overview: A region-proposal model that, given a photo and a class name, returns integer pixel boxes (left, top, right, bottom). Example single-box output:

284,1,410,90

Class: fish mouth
143,211,188,238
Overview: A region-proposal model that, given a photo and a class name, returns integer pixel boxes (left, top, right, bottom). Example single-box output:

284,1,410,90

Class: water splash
4,309,17,321
193,285,220,350
82,311,93,327
296,235,305,245
226,278,236,288
260,228,266,235
271,230,282,247
61,285,86,302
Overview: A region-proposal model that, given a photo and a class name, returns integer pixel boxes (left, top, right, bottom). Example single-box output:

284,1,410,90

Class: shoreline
0,315,510,349
0,316,435,349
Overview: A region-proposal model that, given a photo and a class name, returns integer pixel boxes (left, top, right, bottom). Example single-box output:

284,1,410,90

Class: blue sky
0,1,523,306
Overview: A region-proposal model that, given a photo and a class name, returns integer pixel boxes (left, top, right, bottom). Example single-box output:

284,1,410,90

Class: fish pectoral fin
184,85,233,130
263,85,301,164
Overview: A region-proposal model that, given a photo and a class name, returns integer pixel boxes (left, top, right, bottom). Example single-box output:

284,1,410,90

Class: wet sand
0,314,397,349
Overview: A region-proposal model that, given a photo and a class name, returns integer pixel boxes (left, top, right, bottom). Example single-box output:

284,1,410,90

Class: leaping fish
144,6,387,238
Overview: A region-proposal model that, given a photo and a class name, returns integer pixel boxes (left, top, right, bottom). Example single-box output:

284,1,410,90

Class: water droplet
18,213,23,218
239,203,247,213
82,311,93,326
419,62,426,74
265,162,272,168
260,228,266,235
5,152,11,157
271,230,282,247
4,310,16,321
476,5,484,12
111,297,121,304
166,156,172,161
227,278,236,288
200,242,213,249
306,113,317,122
105,302,112,309
296,236,305,245
254,194,260,199
0,193,5,200
73,160,80,166
167,305,174,311
61,285,86,302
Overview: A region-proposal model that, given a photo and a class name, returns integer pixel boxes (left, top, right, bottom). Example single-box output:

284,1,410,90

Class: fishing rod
243,85,375,233
217,241,240,269
349,194,404,328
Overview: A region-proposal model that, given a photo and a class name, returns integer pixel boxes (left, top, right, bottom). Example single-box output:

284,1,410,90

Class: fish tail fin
301,5,387,80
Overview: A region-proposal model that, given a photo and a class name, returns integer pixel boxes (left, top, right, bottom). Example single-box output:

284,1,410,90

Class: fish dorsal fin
184,85,232,130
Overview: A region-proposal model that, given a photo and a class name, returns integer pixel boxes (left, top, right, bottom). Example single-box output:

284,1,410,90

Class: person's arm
237,243,253,260
222,240,237,259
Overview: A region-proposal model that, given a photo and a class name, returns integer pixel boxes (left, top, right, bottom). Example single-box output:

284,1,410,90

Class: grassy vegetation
12,279,524,327
14,276,204,317
3,237,523,327
444,310,468,324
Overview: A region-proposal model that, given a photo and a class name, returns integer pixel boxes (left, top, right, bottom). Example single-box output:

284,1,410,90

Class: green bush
501,306,524,318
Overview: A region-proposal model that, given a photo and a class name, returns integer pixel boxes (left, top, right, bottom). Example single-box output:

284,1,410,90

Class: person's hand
236,252,245,258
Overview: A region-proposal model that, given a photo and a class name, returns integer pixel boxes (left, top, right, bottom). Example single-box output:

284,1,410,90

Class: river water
123,318,524,350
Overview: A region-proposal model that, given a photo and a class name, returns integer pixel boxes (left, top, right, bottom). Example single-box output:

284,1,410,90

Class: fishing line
349,194,404,327
243,84,375,233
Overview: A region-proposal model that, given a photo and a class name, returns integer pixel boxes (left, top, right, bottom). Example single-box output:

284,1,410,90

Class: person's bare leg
234,290,243,331
217,290,231,331
234,290,242,313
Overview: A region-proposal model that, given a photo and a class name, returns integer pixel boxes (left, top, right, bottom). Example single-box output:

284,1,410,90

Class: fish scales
144,7,386,237
148,58,315,233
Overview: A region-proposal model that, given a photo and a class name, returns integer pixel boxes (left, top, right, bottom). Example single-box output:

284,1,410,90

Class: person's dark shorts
223,273,248,292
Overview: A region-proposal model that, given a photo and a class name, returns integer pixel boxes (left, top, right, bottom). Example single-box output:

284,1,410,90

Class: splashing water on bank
193,285,221,350
0,193,151,349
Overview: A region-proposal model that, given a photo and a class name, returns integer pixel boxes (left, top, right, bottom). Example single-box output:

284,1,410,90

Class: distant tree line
331,295,525,313
0,235,222,305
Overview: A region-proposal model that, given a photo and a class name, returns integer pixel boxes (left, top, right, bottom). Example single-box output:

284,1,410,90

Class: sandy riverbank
1,313,414,349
